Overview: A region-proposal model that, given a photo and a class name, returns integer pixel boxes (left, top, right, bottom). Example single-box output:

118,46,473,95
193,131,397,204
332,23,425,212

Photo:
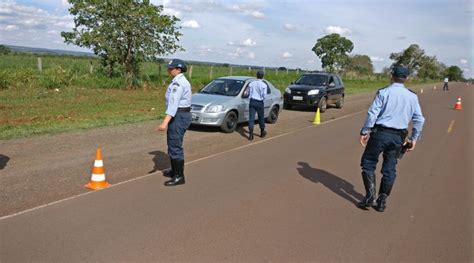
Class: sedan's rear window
199,79,245,96
295,75,327,86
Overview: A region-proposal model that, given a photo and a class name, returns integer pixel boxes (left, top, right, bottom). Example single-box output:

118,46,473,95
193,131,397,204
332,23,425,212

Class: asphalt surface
0,83,472,262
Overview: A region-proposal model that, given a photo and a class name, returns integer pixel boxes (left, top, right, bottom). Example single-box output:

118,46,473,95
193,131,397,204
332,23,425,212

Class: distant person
247,70,267,141
443,77,449,91
358,65,425,212
157,59,192,186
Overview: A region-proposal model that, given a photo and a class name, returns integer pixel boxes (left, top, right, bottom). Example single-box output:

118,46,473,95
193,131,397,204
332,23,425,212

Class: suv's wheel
335,95,344,109
318,96,327,113
265,106,280,124
283,103,292,110
220,111,238,133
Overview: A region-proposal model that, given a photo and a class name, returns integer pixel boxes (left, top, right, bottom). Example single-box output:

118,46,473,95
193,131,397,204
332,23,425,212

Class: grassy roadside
0,53,434,140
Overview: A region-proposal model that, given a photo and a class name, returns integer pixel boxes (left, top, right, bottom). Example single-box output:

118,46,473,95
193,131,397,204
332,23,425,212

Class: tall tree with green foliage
389,44,425,76
345,54,374,75
444,65,464,81
312,33,354,73
417,55,443,80
61,0,183,84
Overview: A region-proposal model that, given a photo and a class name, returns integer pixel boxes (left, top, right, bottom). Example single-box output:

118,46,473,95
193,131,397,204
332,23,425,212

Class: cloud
248,52,255,59
225,3,265,19
240,38,256,46
227,41,234,46
1,25,18,31
182,20,200,28
282,52,292,59
284,23,296,31
460,59,468,64
370,56,385,62
396,36,407,40
251,11,265,19
324,26,352,35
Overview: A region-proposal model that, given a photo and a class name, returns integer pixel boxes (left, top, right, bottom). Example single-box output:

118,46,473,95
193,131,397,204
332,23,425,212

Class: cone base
85,181,111,190
454,105,462,110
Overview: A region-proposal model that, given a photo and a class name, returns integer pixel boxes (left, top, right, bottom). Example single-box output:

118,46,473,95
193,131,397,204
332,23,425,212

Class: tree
444,66,464,81
312,33,354,73
389,44,425,76
61,0,183,84
0,45,11,55
345,54,374,75
417,55,443,80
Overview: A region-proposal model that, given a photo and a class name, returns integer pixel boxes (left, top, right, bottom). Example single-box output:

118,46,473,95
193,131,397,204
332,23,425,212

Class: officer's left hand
157,123,168,131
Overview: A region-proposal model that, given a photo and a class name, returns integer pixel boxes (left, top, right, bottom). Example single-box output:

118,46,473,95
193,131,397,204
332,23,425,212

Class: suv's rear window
295,75,327,86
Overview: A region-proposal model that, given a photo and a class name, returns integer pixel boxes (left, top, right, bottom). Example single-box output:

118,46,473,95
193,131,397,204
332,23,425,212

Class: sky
0,0,472,77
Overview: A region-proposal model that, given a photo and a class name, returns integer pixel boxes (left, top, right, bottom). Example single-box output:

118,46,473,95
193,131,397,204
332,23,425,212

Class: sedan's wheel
336,95,344,109
220,111,237,133
265,106,280,124
318,96,327,113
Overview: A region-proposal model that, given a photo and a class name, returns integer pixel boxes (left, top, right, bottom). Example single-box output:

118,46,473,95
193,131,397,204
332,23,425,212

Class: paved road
0,83,472,262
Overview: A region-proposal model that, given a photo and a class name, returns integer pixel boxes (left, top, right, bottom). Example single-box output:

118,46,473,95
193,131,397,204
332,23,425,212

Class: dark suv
283,73,344,112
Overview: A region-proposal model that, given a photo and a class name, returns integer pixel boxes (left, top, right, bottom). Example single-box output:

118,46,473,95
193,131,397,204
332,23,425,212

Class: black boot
248,128,254,141
357,172,377,209
260,129,267,138
375,182,393,212
164,159,185,186
162,158,175,178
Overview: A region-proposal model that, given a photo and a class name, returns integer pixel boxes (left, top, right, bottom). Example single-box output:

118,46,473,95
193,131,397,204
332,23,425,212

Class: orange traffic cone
85,148,111,190
454,97,462,110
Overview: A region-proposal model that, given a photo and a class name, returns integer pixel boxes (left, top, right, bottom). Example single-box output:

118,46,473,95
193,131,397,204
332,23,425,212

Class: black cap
256,70,264,79
167,59,187,72
391,65,409,79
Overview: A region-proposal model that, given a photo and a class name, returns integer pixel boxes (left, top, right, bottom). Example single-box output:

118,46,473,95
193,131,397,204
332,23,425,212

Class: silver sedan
190,76,283,132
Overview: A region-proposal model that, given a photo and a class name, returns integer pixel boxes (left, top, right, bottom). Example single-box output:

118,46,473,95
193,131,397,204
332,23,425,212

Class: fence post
89,61,93,74
229,66,233,75
275,68,278,75
248,66,251,73
189,65,193,79
296,69,299,75
286,68,289,74
209,65,213,79
37,57,42,72
263,67,266,74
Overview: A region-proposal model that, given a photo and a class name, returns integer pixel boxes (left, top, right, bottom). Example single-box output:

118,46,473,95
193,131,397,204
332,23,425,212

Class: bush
39,66,73,89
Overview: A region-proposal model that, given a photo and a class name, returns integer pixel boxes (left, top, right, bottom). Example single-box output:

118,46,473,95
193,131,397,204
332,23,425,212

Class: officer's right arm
360,91,383,134
410,97,425,141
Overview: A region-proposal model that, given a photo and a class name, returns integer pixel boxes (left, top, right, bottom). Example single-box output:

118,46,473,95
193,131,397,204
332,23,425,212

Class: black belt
177,107,191,112
373,124,406,134
250,98,263,102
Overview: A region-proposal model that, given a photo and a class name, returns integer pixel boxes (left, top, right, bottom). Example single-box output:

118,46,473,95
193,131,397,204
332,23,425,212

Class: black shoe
164,176,185,186
374,182,393,212
358,172,376,209
248,129,254,141
164,159,185,186
260,130,267,138
162,158,176,178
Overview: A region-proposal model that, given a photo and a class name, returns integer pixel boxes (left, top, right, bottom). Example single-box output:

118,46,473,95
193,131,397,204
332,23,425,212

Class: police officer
443,76,449,91
247,70,267,141
157,59,192,186
358,65,425,212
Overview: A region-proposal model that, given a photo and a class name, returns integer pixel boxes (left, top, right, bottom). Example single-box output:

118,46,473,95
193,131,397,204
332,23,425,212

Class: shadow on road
148,151,170,174
297,161,364,206
0,154,10,170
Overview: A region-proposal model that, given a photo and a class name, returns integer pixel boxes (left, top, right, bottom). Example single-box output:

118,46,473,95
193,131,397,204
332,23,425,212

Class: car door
239,82,251,122
326,75,337,102
263,80,272,116
334,75,344,100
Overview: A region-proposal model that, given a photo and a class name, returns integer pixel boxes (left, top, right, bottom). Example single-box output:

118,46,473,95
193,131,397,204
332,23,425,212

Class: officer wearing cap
157,59,192,186
247,70,267,141
358,65,425,212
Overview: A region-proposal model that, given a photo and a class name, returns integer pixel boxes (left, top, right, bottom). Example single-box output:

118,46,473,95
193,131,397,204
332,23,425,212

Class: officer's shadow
0,154,10,170
148,151,170,174
297,162,364,207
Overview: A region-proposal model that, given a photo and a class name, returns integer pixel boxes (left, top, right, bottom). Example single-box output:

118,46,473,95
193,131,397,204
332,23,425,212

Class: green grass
0,53,433,140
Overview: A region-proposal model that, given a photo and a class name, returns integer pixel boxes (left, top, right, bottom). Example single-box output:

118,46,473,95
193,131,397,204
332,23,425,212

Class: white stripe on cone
91,173,106,182
94,160,103,167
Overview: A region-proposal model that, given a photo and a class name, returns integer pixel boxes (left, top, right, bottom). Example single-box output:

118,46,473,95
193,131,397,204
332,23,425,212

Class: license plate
293,96,303,101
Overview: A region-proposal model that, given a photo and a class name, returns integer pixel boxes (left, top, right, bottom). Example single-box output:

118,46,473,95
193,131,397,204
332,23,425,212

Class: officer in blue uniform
247,70,267,141
358,65,425,212
157,59,192,186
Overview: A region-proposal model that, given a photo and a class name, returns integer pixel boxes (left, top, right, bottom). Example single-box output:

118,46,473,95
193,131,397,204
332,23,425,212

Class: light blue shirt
248,79,267,101
165,73,192,117
361,83,425,141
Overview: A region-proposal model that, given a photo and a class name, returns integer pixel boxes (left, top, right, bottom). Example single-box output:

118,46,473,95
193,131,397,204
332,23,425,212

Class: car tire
220,111,238,133
335,95,344,109
318,96,327,113
265,106,280,124
283,103,292,110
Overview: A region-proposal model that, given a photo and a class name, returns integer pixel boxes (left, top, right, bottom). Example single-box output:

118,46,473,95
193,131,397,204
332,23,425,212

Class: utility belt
250,98,264,102
177,107,191,112
373,124,408,142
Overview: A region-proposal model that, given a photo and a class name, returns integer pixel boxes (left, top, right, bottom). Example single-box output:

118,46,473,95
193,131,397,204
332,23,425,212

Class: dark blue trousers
360,130,403,186
167,111,191,160
248,99,265,131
